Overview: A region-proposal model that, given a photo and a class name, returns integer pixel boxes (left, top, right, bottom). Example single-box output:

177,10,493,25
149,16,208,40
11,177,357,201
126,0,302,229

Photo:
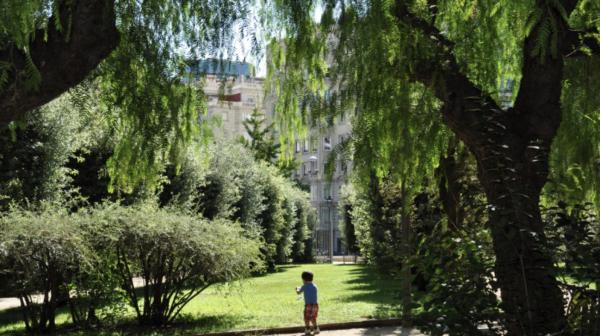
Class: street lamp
326,196,333,263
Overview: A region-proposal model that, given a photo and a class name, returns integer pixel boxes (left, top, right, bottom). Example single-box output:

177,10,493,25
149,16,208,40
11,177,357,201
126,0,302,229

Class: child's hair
301,271,314,282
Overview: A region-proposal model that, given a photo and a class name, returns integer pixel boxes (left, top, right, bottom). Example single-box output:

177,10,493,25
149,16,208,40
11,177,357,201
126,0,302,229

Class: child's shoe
304,328,312,335
313,327,320,334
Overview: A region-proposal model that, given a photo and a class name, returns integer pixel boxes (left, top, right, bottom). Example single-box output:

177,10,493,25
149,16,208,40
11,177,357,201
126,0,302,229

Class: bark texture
0,0,119,126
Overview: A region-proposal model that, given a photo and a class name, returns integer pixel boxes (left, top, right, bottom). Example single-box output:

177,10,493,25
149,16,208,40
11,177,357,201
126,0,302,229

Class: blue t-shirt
300,283,318,304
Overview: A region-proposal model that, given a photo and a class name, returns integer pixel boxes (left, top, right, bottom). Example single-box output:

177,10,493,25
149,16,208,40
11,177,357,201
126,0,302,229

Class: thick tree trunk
439,66,567,334
470,127,565,335
0,0,118,126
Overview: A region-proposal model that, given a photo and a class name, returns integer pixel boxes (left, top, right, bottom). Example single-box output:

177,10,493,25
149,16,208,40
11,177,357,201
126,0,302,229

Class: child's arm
295,285,304,294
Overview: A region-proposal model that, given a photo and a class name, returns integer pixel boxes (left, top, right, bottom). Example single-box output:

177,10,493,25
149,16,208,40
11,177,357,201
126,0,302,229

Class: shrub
290,189,316,263
0,207,93,333
88,204,263,326
339,184,359,255
69,211,127,328
544,202,600,334
413,220,501,336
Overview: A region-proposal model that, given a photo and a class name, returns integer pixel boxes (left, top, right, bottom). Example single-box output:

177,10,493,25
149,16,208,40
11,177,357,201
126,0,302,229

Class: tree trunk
432,33,568,334
399,181,413,327
437,136,465,230
0,0,118,126
470,129,565,335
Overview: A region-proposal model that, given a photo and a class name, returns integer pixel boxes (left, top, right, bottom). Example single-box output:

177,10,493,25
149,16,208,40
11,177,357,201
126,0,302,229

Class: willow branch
563,28,600,58
392,0,502,145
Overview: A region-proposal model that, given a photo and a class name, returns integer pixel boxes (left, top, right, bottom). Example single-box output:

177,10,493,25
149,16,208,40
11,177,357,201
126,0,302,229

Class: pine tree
241,109,298,176
241,109,280,163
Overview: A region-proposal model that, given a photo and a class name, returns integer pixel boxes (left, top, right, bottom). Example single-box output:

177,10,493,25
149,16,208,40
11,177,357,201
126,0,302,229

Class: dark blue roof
188,59,254,77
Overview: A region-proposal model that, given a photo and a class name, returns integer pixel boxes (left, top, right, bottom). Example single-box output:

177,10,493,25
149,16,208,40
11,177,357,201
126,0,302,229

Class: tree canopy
1,0,258,190
265,0,599,334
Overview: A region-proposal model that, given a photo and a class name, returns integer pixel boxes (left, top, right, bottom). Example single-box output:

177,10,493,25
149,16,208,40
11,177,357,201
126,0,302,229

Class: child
295,271,319,335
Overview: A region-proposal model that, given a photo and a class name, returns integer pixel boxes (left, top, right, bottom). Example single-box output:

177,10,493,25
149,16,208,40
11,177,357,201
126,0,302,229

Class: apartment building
189,59,267,140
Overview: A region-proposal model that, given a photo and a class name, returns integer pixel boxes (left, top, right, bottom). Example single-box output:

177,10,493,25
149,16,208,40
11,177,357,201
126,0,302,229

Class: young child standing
296,271,319,335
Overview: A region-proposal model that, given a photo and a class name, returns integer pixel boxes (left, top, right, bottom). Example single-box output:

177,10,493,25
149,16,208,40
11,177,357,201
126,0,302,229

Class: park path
0,278,147,311
282,326,425,336
0,297,21,311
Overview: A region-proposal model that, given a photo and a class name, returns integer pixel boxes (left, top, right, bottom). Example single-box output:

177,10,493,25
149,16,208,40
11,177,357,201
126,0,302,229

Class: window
303,139,309,152
324,137,332,150
311,138,318,152
302,163,307,176
324,183,332,200
295,141,300,153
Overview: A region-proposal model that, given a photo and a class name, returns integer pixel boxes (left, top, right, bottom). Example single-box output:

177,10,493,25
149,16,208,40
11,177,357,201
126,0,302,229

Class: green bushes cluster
342,155,600,335
0,204,262,333
159,141,316,270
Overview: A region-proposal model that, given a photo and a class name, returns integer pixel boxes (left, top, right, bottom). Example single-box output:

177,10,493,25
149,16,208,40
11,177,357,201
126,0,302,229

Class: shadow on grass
0,308,23,335
337,265,403,319
0,305,23,330
0,312,250,336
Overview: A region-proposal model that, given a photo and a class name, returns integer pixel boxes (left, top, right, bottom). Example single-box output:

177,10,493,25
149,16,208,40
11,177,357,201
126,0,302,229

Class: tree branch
513,1,574,141
427,0,439,23
392,0,502,145
0,0,119,127
559,0,581,15
563,28,600,58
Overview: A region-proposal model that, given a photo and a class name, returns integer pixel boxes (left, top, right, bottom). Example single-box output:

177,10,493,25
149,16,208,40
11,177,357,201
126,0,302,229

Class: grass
0,264,403,335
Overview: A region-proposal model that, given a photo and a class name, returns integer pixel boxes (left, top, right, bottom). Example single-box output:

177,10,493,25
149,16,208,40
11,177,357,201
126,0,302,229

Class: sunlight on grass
0,264,402,335
180,264,402,333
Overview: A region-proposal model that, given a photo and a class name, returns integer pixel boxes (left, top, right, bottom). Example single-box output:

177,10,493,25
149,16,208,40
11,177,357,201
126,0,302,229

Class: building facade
190,59,268,141
293,119,352,257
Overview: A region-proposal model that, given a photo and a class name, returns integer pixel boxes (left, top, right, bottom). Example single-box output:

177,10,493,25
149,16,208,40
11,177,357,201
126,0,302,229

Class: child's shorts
304,303,319,321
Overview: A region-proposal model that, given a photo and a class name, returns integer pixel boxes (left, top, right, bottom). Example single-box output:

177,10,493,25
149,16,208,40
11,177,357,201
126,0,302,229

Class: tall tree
266,0,600,334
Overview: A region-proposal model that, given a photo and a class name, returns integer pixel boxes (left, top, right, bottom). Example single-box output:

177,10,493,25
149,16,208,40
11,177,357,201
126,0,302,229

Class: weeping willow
266,0,600,219
547,57,600,207
1,0,257,191
265,0,599,334
265,0,535,180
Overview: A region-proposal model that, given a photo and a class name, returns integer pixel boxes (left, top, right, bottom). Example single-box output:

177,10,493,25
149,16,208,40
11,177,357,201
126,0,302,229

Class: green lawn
0,264,403,335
